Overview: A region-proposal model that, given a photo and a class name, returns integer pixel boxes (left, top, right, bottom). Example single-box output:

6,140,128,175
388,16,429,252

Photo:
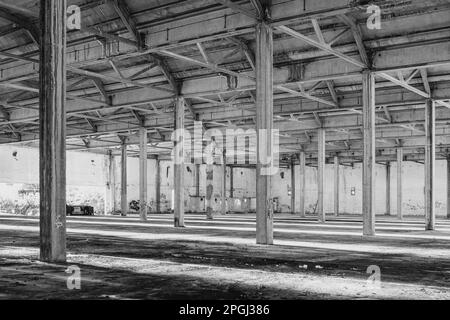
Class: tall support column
230,167,234,198
255,22,274,245
317,129,326,223
447,158,450,219
139,128,148,221
397,147,403,220
386,162,391,216
105,150,116,215
425,99,436,230
156,156,161,213
206,164,214,219
291,157,296,214
299,151,306,217
174,97,185,227
120,140,128,216
334,155,340,217
362,71,376,236
39,0,67,263
222,152,227,215
195,163,200,197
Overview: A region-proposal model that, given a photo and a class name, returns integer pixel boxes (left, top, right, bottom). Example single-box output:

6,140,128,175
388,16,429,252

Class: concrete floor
0,213,450,299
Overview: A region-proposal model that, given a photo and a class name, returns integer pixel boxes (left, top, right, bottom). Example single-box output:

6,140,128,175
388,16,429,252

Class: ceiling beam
275,25,366,69
0,6,39,45
276,85,337,107
377,72,430,98
338,14,370,68
109,0,144,49
215,0,260,20
157,49,255,81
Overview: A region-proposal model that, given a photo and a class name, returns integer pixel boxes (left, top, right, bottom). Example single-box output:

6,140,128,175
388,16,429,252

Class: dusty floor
0,213,450,299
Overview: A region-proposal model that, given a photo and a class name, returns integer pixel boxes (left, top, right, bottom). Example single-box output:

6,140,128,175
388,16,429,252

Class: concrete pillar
206,164,214,219
174,96,185,227
425,99,435,230
291,157,296,214
222,153,227,215
156,156,161,213
39,0,67,263
255,22,274,245
299,151,306,217
317,128,326,223
362,71,376,236
195,163,200,197
230,167,234,198
386,162,391,216
334,155,340,217
139,128,148,221
120,140,128,216
105,150,115,215
447,158,450,219
397,147,403,220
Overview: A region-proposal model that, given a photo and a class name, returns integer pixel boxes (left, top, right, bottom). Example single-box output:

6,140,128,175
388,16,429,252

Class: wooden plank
39,0,67,263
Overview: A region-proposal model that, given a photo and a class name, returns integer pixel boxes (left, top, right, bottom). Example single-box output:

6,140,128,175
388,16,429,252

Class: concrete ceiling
0,0,450,165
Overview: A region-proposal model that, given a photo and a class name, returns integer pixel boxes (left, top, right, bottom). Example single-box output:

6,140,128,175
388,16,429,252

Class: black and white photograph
0,0,450,308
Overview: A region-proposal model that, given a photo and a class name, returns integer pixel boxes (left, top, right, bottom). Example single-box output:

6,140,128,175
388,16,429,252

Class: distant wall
0,145,448,216
0,145,108,214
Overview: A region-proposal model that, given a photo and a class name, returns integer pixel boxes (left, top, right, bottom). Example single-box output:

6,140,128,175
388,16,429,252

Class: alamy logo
171,121,280,176
366,265,381,289
67,5,81,30
367,5,381,30
66,265,81,290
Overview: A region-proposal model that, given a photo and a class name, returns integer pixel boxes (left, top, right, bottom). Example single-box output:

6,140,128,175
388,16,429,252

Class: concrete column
156,156,161,213
299,151,306,217
230,167,234,198
222,153,227,215
206,164,214,219
291,157,296,214
334,155,340,217
397,147,403,220
317,128,326,223
386,162,391,216
425,99,435,230
255,22,274,245
105,150,115,215
139,128,148,221
39,0,67,263
174,96,185,227
362,71,376,236
195,163,200,197
120,140,128,216
447,158,450,219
